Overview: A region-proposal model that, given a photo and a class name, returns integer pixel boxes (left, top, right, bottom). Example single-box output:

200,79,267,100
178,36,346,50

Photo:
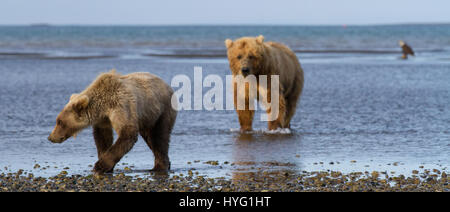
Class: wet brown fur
225,35,304,131
49,70,177,174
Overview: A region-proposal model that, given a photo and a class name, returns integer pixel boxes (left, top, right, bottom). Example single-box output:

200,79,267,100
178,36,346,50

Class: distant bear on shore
225,35,304,131
48,70,177,174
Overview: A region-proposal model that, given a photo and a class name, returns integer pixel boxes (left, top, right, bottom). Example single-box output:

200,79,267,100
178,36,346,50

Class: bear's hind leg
284,79,303,128
140,128,168,171
267,95,286,130
142,111,174,171
144,131,170,171
284,92,300,128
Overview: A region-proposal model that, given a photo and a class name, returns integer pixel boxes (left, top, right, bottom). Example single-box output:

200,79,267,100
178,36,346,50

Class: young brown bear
225,35,304,131
48,70,177,174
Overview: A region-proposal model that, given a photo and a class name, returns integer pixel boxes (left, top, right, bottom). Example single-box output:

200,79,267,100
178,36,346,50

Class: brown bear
225,35,304,131
48,70,177,174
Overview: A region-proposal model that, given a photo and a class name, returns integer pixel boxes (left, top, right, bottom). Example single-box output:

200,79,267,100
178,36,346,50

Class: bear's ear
70,93,79,101
72,95,89,113
256,35,264,44
225,39,233,49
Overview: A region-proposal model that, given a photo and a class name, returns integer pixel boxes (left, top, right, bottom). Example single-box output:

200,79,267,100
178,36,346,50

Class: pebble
204,161,219,166
0,168,447,192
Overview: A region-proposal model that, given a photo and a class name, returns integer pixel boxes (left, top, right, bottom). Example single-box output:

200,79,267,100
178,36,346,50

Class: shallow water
0,25,449,179
0,56,448,179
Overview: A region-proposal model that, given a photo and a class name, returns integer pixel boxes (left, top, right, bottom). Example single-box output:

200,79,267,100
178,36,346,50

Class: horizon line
1,22,449,27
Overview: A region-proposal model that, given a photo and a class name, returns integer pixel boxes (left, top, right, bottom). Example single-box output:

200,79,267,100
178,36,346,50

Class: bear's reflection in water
231,131,302,181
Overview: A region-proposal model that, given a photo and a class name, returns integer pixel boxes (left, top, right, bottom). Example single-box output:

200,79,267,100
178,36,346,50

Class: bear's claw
93,159,114,174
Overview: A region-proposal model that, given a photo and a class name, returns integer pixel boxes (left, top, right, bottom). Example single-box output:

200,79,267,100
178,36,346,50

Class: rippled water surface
0,26,449,178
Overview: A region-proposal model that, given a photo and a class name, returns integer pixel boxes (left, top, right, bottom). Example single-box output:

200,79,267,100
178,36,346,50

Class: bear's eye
57,120,65,128
248,55,254,59
237,55,242,59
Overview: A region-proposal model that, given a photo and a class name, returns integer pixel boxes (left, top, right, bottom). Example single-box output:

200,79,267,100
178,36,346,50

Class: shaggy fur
48,70,177,174
225,35,304,131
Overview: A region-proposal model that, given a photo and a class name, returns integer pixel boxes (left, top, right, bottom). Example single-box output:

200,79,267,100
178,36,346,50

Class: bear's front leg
236,109,255,132
93,125,138,175
93,124,113,159
93,158,115,174
234,81,255,132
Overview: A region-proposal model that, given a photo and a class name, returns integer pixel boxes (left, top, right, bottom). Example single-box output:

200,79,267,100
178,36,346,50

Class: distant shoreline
0,23,449,27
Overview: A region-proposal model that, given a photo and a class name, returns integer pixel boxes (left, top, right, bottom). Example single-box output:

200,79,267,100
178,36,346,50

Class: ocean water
0,25,449,178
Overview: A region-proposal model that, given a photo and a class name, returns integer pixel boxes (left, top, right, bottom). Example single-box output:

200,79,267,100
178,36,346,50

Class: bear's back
119,72,173,117
266,42,298,62
121,72,158,82
121,72,168,89
120,72,173,98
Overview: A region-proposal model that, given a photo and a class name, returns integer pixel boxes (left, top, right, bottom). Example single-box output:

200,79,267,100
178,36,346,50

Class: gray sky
1,0,449,25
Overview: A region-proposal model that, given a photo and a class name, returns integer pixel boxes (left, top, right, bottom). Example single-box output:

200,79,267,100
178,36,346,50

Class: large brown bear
225,35,304,131
48,70,177,174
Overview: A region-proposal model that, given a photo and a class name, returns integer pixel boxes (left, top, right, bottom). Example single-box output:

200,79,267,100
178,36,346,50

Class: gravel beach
1,169,448,192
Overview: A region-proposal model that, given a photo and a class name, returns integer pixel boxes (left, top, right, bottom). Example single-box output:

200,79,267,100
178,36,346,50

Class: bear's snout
241,67,250,76
48,135,65,143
